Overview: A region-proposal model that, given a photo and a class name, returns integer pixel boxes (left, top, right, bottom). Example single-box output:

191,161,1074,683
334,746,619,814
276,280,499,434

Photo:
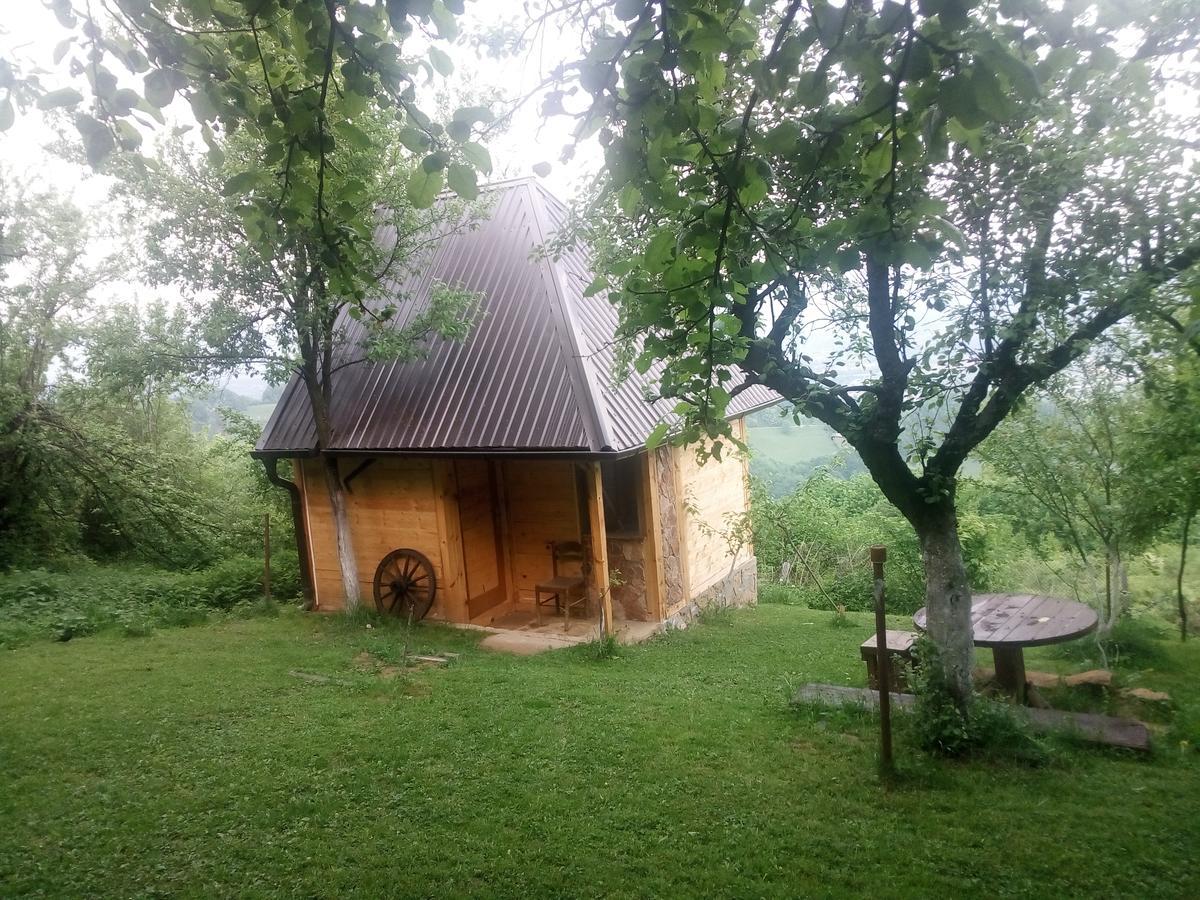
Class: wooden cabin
254,179,776,634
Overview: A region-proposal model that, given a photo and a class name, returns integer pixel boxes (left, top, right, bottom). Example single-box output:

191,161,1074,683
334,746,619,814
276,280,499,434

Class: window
601,456,642,538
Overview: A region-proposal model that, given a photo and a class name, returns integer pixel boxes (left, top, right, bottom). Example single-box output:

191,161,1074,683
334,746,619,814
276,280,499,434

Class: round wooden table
913,593,1098,702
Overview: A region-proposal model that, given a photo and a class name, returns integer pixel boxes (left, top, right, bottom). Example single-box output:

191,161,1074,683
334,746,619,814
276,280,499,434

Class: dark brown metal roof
256,179,778,457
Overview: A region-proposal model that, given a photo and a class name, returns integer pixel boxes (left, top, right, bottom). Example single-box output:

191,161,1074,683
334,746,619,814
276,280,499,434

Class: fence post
870,544,893,777
264,512,272,603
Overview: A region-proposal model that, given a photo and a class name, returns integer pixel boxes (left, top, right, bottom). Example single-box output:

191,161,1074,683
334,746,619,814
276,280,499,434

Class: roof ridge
521,181,615,452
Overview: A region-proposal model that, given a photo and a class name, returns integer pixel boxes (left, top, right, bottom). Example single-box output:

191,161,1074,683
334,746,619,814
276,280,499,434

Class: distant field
746,424,842,465
747,423,980,481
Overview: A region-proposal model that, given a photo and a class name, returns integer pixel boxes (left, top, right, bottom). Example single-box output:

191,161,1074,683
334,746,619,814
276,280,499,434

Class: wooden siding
301,457,444,614
501,460,582,602
296,449,720,625
673,418,753,602
456,459,506,619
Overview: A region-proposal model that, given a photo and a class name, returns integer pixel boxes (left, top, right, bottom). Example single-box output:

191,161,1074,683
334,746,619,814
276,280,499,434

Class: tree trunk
322,454,361,611
1179,505,1194,642
1100,546,1127,633
1116,557,1128,623
913,503,975,707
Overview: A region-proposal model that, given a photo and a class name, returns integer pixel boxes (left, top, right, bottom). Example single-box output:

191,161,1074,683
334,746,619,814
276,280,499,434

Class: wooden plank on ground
1023,707,1151,751
790,683,1151,752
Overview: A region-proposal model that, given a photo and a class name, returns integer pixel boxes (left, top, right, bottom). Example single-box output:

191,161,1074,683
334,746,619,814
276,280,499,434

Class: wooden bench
860,630,916,691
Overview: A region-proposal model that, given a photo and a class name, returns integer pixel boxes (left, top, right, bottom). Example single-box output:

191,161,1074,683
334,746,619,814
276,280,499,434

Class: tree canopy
557,0,1200,701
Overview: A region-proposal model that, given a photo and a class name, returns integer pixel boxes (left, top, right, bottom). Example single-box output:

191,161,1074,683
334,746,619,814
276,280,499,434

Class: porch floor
472,610,661,655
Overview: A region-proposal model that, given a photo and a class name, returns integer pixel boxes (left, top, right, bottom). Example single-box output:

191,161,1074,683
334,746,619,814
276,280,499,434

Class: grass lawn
2,605,1198,898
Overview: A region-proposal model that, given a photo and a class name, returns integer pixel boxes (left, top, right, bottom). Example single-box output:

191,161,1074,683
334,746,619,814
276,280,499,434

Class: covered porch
295,452,667,633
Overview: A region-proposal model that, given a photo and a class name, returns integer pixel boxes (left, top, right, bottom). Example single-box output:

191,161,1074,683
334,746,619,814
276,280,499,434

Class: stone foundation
608,536,650,621
663,558,758,630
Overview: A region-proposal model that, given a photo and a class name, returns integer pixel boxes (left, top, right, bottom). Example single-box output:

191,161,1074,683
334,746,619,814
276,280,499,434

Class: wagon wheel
373,549,437,621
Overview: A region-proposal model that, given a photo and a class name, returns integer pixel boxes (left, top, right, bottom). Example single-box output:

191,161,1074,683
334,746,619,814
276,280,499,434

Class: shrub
907,636,1049,765
752,473,1031,615
751,474,926,613
0,553,300,648
1051,615,1171,671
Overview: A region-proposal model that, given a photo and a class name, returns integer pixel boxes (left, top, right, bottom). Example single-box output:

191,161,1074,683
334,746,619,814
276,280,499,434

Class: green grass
2,605,1198,898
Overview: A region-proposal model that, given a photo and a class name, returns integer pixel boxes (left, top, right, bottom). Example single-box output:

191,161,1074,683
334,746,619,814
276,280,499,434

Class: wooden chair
534,541,588,629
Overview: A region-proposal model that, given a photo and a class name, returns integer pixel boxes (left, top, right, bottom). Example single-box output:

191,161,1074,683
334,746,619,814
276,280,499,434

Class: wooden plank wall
672,417,753,600
501,460,582,603
456,459,507,620
301,457,446,615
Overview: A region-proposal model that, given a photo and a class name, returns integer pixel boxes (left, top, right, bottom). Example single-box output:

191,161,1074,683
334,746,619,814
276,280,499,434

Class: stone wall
607,536,649,621
663,558,757,630
653,446,687,615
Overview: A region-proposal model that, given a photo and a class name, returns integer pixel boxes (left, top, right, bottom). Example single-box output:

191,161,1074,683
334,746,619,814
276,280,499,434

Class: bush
0,553,300,648
907,636,1050,765
752,473,1031,615
1051,614,1172,671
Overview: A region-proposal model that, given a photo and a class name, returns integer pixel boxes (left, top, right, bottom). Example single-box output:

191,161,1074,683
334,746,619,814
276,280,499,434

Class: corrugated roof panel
256,179,779,457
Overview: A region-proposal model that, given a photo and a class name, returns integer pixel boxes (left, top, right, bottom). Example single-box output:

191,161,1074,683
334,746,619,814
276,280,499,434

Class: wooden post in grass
870,544,893,777
263,512,272,602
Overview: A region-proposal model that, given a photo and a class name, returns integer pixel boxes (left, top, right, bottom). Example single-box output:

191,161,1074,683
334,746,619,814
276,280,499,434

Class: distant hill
189,386,281,436
746,406,866,496
745,402,977,497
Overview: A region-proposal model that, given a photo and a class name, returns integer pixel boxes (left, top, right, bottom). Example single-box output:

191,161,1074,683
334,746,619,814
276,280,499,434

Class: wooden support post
670,447,692,602
870,545,894,777
263,512,272,602
642,451,668,622
586,462,613,637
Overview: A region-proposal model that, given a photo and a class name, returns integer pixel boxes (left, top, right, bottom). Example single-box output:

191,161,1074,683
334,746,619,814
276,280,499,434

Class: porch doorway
455,460,506,620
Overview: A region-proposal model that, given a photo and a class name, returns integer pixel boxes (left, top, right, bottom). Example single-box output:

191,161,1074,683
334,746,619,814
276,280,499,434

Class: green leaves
397,127,430,153
532,161,552,177
0,97,13,132
220,171,260,197
461,142,492,175
339,122,372,151
429,46,454,77
918,0,974,29
447,163,478,200
644,229,676,268
615,0,646,20
618,183,642,216
35,88,83,110
646,421,670,450
143,70,175,108
452,106,493,127
407,166,444,208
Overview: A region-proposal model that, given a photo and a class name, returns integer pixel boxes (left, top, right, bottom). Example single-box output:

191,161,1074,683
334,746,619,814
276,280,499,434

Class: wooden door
456,460,505,618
